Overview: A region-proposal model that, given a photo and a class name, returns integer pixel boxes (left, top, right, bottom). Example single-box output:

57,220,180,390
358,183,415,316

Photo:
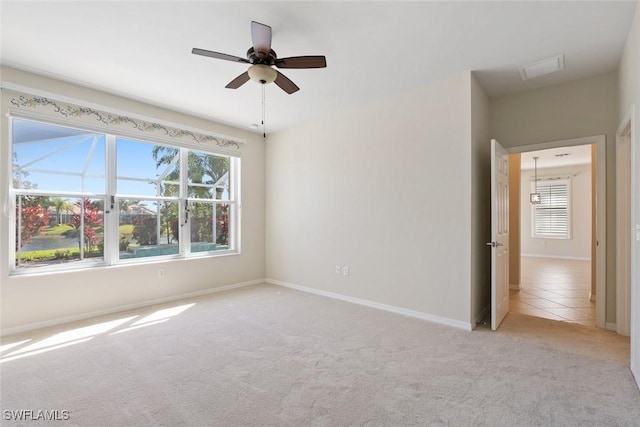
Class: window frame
530,177,572,240
8,115,241,275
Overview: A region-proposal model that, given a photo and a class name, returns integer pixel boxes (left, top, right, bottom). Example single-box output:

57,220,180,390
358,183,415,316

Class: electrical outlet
636,224,640,241
158,268,165,279
335,265,341,274
342,266,349,276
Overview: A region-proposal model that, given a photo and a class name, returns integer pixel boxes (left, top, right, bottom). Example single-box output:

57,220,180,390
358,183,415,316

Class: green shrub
132,217,157,246
54,249,72,259
16,247,103,263
119,236,129,251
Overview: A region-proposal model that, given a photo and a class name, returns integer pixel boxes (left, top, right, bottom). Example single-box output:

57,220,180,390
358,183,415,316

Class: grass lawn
19,224,136,263
41,224,74,235
18,247,102,262
19,224,146,262
40,224,134,235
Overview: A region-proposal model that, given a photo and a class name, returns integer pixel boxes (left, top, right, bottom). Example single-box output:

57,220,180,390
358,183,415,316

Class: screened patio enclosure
11,117,232,271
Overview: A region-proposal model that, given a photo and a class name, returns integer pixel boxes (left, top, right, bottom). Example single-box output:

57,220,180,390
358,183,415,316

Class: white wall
618,0,640,388
0,66,266,333
520,164,592,260
470,73,491,324
490,71,619,323
266,72,476,328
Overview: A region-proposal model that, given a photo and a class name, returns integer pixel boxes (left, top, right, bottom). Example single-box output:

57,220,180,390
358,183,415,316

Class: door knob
486,241,503,247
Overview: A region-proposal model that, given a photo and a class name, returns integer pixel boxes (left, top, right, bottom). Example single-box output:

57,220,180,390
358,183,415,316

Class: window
10,117,239,273
531,178,571,239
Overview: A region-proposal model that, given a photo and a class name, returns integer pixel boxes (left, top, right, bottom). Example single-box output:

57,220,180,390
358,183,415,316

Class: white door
489,139,509,330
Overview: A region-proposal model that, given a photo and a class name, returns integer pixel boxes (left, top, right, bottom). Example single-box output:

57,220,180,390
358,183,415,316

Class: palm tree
51,197,73,224
151,147,229,244
151,146,229,199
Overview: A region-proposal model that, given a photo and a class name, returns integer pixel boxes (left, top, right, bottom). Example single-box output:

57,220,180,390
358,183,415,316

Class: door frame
617,104,638,387
507,135,606,329
616,109,634,336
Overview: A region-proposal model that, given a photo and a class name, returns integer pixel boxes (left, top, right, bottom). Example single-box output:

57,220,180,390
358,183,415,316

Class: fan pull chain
262,83,266,138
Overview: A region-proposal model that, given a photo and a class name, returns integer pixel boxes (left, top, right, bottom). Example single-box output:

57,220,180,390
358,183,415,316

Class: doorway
512,145,594,326
505,135,606,329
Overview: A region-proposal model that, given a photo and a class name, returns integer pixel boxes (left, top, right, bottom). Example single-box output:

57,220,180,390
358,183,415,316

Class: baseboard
266,278,473,331
605,322,617,332
589,292,596,302
0,279,264,337
521,254,591,261
509,283,520,291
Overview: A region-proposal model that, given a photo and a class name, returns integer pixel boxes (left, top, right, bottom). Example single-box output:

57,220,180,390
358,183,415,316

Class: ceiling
0,1,636,134
520,144,592,171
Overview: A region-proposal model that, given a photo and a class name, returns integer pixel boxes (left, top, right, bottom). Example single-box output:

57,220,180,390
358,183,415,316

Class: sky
13,132,160,195
12,119,228,207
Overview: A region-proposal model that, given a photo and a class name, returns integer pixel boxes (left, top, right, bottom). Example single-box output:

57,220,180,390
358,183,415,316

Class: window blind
532,179,570,238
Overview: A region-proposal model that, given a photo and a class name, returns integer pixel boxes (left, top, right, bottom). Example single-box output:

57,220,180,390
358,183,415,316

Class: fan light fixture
248,64,277,84
530,156,541,205
192,21,327,95
192,21,327,137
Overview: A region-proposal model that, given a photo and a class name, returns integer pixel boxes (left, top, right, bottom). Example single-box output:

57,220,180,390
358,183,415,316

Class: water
21,236,81,251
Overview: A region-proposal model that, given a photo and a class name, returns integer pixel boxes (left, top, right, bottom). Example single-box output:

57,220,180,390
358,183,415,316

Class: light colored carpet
1,283,638,426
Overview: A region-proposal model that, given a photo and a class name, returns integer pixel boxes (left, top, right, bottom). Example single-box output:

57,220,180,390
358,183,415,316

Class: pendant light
530,156,541,205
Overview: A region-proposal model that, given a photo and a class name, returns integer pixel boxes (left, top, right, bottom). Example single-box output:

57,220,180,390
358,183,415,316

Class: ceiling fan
192,21,327,94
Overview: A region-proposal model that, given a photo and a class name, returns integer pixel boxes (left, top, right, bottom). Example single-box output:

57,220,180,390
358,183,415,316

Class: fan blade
251,21,272,56
192,48,249,64
274,71,300,94
225,72,250,89
275,56,327,69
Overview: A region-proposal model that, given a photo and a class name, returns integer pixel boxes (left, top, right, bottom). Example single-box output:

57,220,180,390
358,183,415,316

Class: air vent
519,54,564,80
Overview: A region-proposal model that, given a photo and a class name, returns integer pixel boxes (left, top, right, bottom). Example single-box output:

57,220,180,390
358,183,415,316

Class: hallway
509,257,595,327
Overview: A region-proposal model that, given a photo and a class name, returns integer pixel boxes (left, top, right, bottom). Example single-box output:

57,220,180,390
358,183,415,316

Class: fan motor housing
247,47,277,65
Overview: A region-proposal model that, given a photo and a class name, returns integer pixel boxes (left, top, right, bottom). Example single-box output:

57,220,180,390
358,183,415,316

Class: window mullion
8,117,17,273
231,157,240,251
179,148,190,257
105,134,118,264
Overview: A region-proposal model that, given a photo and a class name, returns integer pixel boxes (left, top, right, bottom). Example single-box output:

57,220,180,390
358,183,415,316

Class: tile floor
510,257,595,327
